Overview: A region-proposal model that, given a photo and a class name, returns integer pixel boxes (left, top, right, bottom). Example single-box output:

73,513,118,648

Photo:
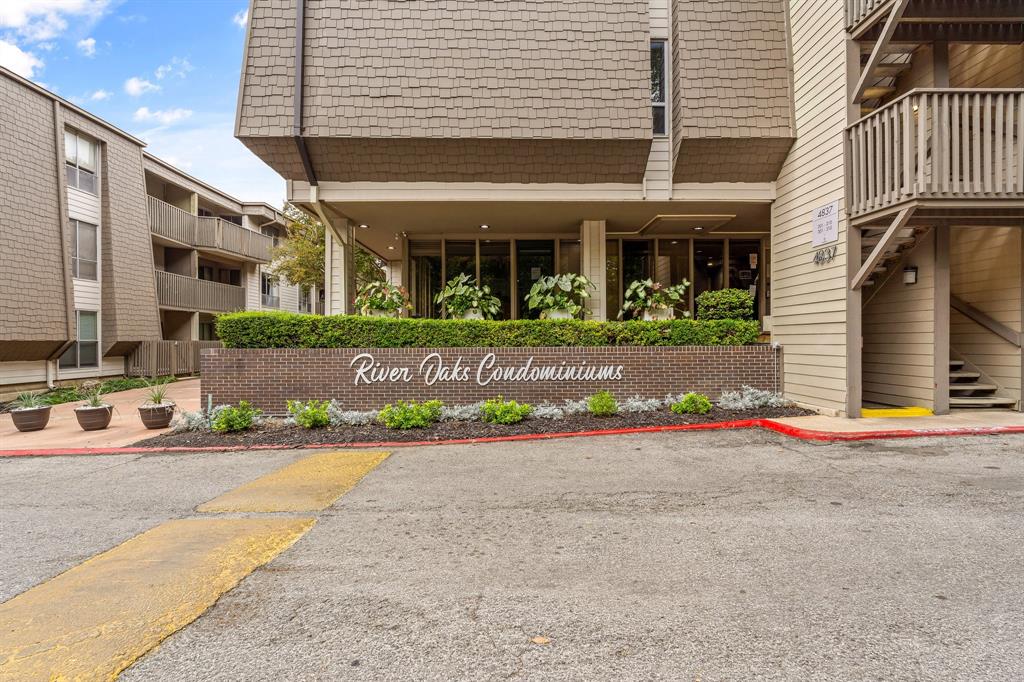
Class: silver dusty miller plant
717,386,791,410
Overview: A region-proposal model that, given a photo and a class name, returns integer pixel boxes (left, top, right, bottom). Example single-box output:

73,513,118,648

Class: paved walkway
2,431,1023,680
776,408,1024,434
0,379,199,449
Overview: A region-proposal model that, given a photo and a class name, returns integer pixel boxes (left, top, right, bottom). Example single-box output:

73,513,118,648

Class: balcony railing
147,196,275,262
196,216,275,262
847,0,894,29
847,89,1023,218
156,270,246,314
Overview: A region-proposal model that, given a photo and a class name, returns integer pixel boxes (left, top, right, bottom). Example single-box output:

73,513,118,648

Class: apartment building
234,0,1022,417
0,66,313,398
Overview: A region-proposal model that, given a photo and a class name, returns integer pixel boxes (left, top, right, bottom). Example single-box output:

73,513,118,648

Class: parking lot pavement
4,430,1024,680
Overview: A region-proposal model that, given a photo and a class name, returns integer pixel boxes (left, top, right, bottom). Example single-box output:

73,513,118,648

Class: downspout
293,0,317,189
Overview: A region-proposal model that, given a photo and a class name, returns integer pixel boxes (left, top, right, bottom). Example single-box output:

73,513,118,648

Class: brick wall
201,346,781,415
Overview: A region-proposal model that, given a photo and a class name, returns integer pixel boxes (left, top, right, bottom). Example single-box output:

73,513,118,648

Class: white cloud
155,56,193,80
89,88,110,101
0,38,43,78
124,76,160,96
133,106,193,126
138,118,286,205
76,37,96,56
0,0,109,43
232,8,249,28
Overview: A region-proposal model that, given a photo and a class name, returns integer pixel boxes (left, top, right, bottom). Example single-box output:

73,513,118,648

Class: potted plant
138,382,176,430
354,281,411,318
74,387,113,431
525,273,595,319
619,278,691,321
10,392,52,432
434,273,502,320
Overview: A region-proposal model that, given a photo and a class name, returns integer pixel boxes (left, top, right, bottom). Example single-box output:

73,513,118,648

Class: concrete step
949,370,981,380
948,383,998,393
950,396,1018,408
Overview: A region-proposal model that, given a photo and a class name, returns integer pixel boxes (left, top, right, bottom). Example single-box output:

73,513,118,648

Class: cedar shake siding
670,0,795,182
61,109,161,355
236,0,653,183
0,73,73,361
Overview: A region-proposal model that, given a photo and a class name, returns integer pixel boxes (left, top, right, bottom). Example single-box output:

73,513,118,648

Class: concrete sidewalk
774,409,1024,435
0,379,199,449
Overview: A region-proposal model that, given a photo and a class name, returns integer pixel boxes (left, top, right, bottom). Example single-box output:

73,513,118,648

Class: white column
325,219,355,315
580,220,607,321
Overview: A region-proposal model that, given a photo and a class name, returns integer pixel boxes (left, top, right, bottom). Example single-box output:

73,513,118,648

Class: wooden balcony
148,196,275,263
847,89,1024,223
156,270,246,314
847,1,1024,42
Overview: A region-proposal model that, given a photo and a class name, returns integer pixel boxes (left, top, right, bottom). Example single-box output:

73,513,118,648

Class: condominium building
0,66,314,398
236,0,1023,417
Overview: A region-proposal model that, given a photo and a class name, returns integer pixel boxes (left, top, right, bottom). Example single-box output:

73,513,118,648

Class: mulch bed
133,406,813,448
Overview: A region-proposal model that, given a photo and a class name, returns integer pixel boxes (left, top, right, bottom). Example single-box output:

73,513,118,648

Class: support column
933,225,950,415
325,219,355,315
579,220,607,321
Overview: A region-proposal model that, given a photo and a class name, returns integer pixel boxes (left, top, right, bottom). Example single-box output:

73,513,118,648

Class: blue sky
0,0,286,205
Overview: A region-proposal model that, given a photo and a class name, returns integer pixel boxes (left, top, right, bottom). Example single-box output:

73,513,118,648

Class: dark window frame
651,41,668,136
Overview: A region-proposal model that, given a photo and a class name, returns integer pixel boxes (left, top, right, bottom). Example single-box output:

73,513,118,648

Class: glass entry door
515,240,555,319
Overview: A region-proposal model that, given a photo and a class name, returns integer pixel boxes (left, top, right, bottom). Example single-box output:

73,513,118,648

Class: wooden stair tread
948,359,965,369
949,370,981,379
948,383,998,392
950,396,1018,407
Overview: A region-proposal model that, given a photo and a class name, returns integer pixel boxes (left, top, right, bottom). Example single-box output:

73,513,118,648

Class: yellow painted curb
197,450,390,513
0,517,314,682
861,406,934,418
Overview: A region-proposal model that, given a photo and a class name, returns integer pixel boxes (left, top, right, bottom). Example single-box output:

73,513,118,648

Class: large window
260,272,280,308
298,286,312,313
64,131,98,194
651,41,667,136
59,311,99,369
71,219,98,280
479,240,511,320
408,241,442,318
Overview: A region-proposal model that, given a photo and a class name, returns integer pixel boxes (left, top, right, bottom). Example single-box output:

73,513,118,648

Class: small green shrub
287,399,331,428
211,401,261,432
671,392,712,415
377,400,443,429
587,390,619,417
480,397,533,424
696,289,754,321
215,312,760,349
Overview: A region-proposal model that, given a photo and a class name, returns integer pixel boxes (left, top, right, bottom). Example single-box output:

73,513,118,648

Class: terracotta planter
138,402,175,430
75,405,113,431
11,406,52,432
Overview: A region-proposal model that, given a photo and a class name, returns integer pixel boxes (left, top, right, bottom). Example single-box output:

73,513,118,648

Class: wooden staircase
948,359,1017,409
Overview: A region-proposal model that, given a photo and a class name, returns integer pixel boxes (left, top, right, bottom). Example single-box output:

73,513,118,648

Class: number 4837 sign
812,201,839,265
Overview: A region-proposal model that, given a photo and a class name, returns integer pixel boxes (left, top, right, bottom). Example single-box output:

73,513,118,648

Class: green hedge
216,312,761,349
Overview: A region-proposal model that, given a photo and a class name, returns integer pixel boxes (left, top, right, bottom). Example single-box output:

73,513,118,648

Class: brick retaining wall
201,346,781,415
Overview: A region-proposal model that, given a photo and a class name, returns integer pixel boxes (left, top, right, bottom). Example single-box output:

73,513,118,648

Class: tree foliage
271,203,385,291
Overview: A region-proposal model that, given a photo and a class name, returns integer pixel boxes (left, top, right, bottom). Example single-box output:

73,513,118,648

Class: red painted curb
1,419,1022,458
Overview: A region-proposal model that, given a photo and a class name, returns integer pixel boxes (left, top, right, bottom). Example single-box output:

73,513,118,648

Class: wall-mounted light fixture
903,266,918,285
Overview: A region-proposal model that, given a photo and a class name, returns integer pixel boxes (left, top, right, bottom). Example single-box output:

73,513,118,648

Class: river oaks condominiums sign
350,352,625,387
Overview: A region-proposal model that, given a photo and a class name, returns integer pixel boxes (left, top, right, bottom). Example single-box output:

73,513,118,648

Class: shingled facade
237,0,1023,418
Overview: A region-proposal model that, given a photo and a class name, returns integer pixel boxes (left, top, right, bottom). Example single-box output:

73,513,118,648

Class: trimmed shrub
696,288,754,321
211,401,261,432
377,400,443,429
671,392,712,415
287,399,331,428
587,390,619,417
480,397,533,424
215,312,760,349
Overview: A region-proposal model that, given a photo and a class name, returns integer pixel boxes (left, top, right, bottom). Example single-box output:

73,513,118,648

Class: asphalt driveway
3,430,1024,680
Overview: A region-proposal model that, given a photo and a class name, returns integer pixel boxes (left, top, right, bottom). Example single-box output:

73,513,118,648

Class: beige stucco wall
670,0,795,182
770,0,851,415
237,0,653,183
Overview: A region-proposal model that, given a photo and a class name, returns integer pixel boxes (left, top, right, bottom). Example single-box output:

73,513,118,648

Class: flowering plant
354,281,411,315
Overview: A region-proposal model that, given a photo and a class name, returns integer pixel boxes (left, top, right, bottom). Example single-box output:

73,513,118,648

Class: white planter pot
643,308,675,321
366,308,398,318
461,308,484,320
543,309,573,320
